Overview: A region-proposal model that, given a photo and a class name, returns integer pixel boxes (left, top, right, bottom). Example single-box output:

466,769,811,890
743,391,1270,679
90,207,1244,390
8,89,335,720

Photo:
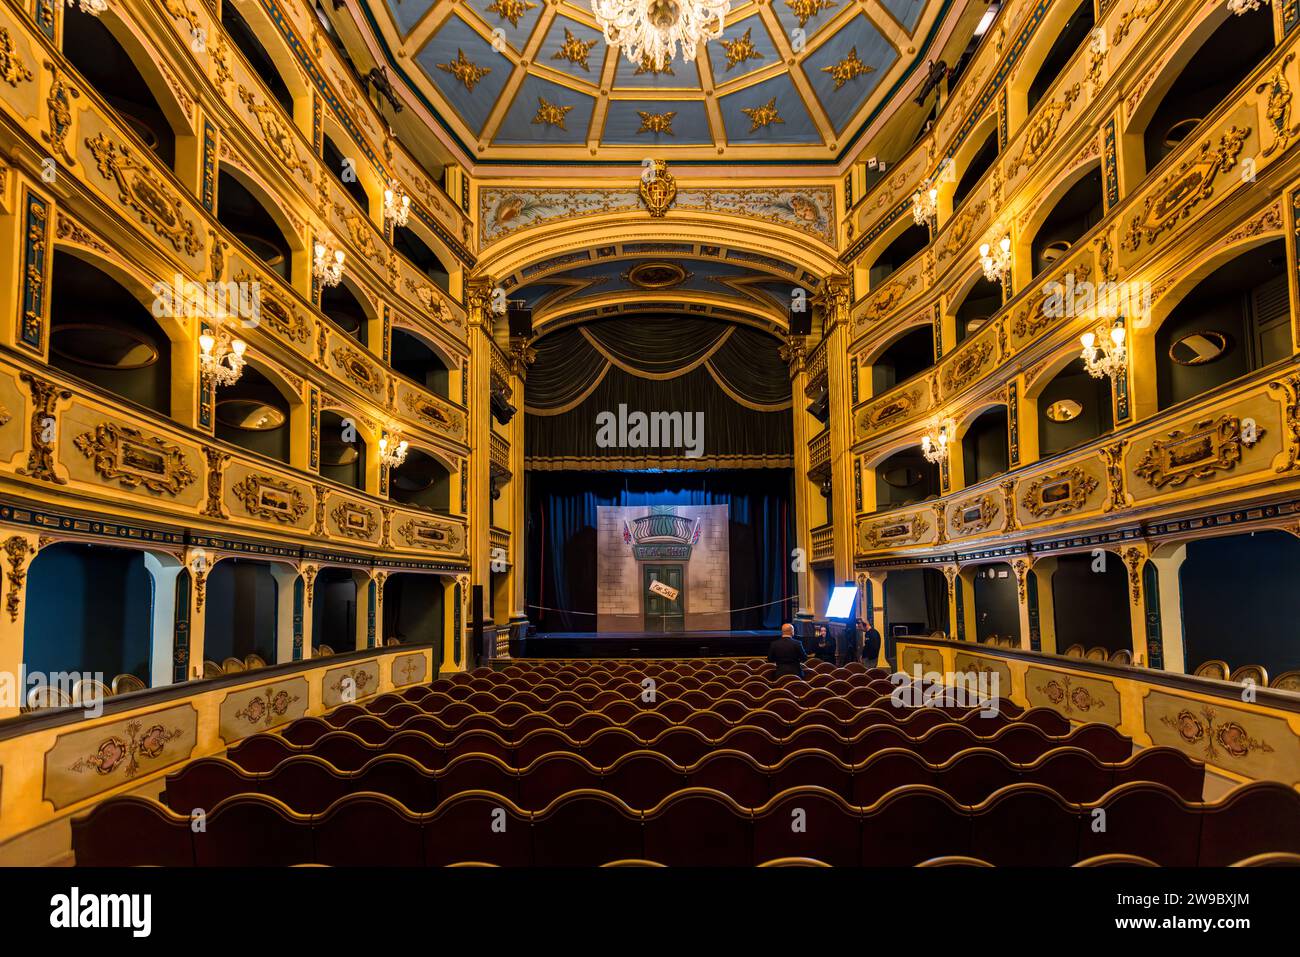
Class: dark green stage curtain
707,324,793,406
525,362,791,462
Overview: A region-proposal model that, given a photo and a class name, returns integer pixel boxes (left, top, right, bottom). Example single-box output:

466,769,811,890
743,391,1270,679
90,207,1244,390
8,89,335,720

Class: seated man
767,624,807,679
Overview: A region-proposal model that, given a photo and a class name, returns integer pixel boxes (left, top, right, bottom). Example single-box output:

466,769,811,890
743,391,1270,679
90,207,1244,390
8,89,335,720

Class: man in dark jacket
858,617,882,666
767,624,807,679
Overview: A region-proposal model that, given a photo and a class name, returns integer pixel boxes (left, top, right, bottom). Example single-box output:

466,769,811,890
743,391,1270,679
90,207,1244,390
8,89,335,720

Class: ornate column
464,278,497,668
0,532,41,718
1028,557,1059,654
269,564,301,664
783,335,813,619
1122,543,1155,668
1141,543,1185,672
1010,557,1032,648
818,275,856,586
506,337,533,642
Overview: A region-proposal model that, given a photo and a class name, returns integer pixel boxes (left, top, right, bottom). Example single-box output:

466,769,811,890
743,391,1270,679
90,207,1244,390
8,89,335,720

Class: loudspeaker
507,301,533,338
789,295,812,336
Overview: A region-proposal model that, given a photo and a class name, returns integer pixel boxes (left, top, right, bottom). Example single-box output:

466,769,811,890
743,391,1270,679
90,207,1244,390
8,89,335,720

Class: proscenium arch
474,211,842,332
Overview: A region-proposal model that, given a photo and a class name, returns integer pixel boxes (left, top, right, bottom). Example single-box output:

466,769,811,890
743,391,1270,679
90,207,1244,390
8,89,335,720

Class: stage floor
514,629,777,658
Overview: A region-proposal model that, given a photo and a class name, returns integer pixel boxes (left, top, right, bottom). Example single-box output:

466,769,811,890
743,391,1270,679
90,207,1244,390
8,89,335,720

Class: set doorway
643,564,685,633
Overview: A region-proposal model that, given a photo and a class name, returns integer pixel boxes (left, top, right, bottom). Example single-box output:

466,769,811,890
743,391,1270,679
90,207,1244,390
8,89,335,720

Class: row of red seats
73,780,1300,867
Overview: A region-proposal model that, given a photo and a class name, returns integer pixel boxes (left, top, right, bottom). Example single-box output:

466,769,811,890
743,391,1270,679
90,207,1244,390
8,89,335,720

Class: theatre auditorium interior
0,0,1299,876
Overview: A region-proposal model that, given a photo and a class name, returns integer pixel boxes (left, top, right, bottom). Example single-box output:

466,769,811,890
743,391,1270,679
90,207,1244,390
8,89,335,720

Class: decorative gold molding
822,47,873,90
202,447,230,519
1011,558,1030,604
1133,415,1259,490
73,424,197,496
231,475,309,524
1007,84,1080,177
0,26,33,87
639,160,677,218
85,133,201,256
860,513,930,550
438,49,491,92
3,536,31,623
1268,371,1300,473
1099,439,1128,513
1020,467,1100,519
17,372,70,485
949,493,998,536
742,98,783,133
942,340,993,393
331,501,377,539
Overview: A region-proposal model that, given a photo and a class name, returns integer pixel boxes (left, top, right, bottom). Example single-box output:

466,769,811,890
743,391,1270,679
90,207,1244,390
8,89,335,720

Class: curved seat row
228,721,1133,774
163,744,1204,815
73,780,1300,868
287,702,1065,750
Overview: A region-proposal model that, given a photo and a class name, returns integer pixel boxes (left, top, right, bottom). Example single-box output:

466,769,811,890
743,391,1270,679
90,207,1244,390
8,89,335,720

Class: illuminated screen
824,585,858,620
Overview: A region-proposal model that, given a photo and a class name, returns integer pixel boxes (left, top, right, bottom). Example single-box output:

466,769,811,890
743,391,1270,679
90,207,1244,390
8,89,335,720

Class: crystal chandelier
383,181,411,229
378,432,410,469
67,0,108,15
1080,318,1126,379
313,241,345,288
920,422,951,465
1226,0,1267,15
912,181,938,228
592,0,730,72
979,235,1012,284
199,330,247,388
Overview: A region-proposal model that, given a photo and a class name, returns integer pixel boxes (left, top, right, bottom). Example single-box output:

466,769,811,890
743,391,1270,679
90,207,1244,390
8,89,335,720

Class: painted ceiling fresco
364,0,939,161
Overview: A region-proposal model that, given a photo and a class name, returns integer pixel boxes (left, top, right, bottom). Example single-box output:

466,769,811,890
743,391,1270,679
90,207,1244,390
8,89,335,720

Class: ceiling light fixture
592,0,730,72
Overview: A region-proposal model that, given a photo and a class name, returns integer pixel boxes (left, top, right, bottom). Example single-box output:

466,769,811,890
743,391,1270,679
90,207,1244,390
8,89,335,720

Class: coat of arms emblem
639,160,677,218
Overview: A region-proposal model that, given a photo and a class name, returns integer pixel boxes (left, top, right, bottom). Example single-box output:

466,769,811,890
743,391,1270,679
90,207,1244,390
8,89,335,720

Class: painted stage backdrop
596,505,730,633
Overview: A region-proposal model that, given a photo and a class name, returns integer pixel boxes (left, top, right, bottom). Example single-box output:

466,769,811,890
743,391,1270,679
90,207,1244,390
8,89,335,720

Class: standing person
858,616,882,667
767,624,807,679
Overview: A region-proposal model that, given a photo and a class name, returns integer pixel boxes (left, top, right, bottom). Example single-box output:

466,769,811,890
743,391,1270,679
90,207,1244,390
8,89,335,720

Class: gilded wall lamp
979,235,1012,284
198,329,247,388
1080,316,1126,380
377,431,410,469
313,241,346,288
383,181,411,229
912,180,939,229
920,420,952,465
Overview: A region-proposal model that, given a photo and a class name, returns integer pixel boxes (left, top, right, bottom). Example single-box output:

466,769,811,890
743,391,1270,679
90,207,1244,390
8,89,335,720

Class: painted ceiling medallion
553,27,599,71
786,0,837,28
742,97,784,132
822,46,873,90
637,110,676,135
592,0,731,71
719,27,763,70
437,49,491,93
532,96,573,129
625,261,689,288
485,0,537,28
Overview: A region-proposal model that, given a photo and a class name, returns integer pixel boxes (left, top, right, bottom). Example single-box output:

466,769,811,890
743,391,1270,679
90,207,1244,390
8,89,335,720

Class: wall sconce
67,0,108,15
378,431,409,469
920,421,951,465
1080,317,1126,380
979,235,1012,284
383,181,411,228
313,241,345,288
199,330,247,388
912,181,938,229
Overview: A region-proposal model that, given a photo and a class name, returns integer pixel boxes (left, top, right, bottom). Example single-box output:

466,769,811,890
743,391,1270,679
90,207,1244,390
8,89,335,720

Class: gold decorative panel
1143,689,1300,785
1025,667,1121,726
898,645,944,676
948,493,999,536
391,652,428,687
218,677,308,743
321,659,380,708
43,704,198,809
1132,414,1260,490
230,473,310,525
859,513,930,550
1020,466,1099,520
72,423,197,496
952,651,1013,694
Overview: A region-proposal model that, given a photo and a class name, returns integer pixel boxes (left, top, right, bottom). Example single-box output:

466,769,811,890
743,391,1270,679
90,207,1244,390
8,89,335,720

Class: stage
512,630,778,659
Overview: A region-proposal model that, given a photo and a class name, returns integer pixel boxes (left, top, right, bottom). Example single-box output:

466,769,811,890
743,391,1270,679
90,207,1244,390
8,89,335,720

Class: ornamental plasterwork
1133,415,1260,490
1121,126,1251,253
236,86,312,178
331,502,377,540
948,493,999,536
1257,53,1300,158
1020,467,1099,520
1267,371,1300,473
741,97,783,133
941,340,994,394
332,344,384,396
0,26,34,87
398,517,466,555
719,28,763,70
73,424,197,496
231,474,309,524
1007,84,1081,177
860,513,930,550
85,134,200,256
822,47,874,90
533,97,573,130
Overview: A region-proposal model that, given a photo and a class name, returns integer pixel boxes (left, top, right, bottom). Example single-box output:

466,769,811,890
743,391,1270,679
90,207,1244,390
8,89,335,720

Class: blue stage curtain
526,470,794,632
